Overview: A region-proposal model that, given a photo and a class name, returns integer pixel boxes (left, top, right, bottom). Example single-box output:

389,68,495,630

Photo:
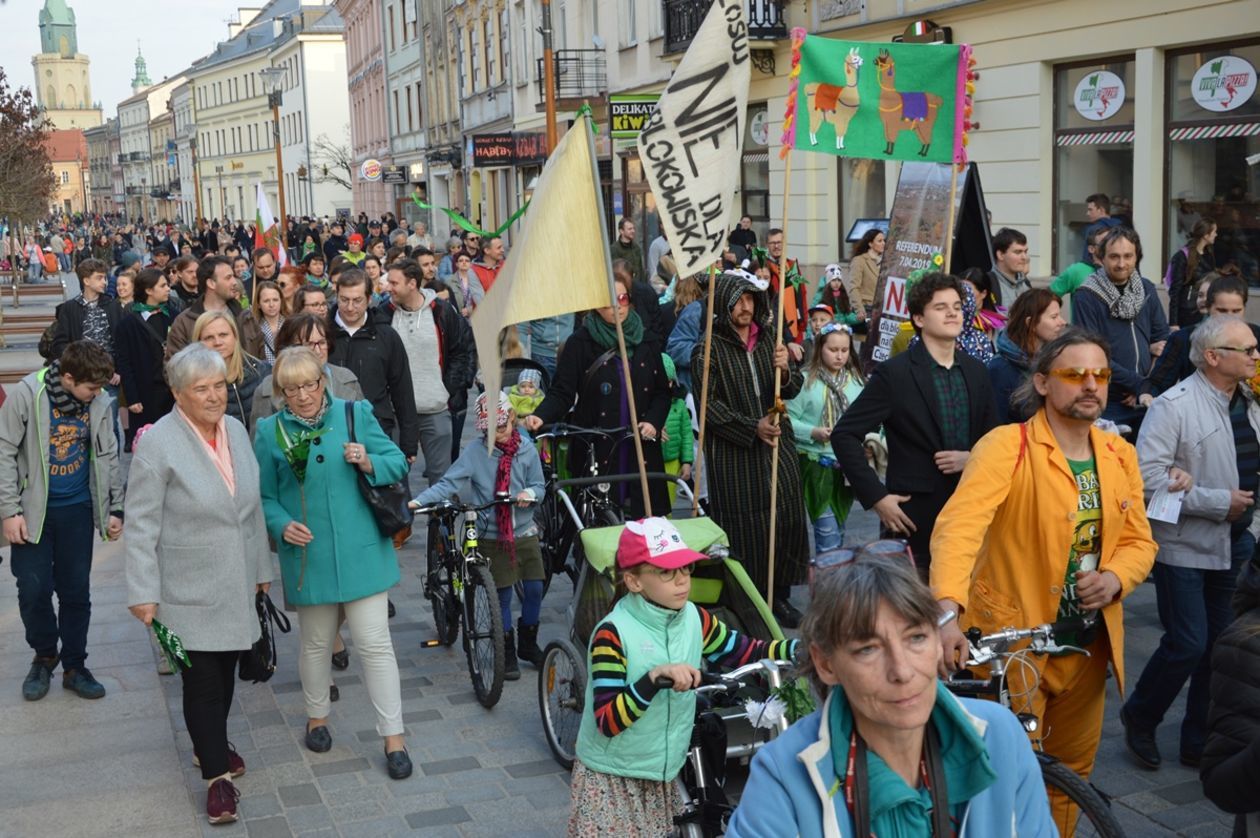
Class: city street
0,493,1239,837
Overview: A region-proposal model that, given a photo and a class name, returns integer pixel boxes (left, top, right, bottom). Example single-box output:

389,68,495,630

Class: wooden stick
613,306,653,518
943,163,961,273
767,150,794,609
691,263,719,516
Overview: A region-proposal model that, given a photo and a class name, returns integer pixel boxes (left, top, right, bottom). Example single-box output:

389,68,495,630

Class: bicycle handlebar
557,471,687,490
652,658,795,693
966,615,1095,663
410,495,526,516
533,423,630,441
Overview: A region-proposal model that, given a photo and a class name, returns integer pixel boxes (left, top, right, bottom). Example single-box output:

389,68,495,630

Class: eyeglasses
1213,345,1260,357
305,300,329,311
337,296,367,308
641,563,695,582
304,339,328,350
1047,367,1113,385
281,380,322,398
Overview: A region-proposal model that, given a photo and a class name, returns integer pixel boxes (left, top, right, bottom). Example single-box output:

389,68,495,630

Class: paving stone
240,792,283,819
1154,778,1211,806
1148,802,1229,832
443,784,505,806
248,709,286,728
402,708,442,723
399,676,434,689
403,805,472,829
271,680,304,694
420,755,481,775
314,773,363,792
504,758,567,778
283,804,332,832
278,783,323,807
336,816,411,838
245,817,293,838
258,744,305,766
310,757,371,777
328,798,387,823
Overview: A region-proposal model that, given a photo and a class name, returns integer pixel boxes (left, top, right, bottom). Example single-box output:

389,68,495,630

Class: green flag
786,34,972,165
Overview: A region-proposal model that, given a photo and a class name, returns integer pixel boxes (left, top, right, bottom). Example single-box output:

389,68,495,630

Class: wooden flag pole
613,306,653,518
766,150,795,609
943,163,961,273
691,263,719,516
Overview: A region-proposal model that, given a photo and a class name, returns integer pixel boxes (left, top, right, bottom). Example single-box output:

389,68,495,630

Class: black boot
503,629,521,681
517,621,544,668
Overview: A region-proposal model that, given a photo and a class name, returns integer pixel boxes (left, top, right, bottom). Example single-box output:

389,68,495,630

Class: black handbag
345,401,414,537
239,591,291,683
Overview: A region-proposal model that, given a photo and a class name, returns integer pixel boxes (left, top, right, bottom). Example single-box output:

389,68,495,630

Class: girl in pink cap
566,517,798,836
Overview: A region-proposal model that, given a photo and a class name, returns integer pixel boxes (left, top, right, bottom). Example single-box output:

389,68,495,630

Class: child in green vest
506,368,545,419
659,355,693,506
567,518,797,836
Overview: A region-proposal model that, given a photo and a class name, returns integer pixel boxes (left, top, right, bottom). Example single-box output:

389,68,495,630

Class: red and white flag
254,184,288,267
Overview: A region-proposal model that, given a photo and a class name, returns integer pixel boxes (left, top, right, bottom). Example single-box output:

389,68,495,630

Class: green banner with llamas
783,32,974,165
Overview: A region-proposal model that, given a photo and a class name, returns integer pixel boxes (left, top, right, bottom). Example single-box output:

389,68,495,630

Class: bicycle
946,616,1124,838
411,494,517,709
654,659,795,838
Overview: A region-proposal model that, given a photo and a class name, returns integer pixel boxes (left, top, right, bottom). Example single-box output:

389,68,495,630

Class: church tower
31,0,102,130
131,45,152,95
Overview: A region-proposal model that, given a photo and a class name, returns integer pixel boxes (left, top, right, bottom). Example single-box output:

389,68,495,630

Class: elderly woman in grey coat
125,344,272,827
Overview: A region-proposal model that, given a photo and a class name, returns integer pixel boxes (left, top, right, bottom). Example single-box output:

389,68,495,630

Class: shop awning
1168,122,1260,141
1056,130,1135,146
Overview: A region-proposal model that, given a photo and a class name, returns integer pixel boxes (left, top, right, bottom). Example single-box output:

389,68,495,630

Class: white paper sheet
1147,488,1184,524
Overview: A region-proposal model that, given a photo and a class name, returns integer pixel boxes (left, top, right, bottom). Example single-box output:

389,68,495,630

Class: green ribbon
410,196,530,240
152,619,192,673
575,102,600,133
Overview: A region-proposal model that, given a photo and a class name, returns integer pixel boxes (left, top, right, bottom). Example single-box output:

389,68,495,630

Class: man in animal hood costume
692,270,809,626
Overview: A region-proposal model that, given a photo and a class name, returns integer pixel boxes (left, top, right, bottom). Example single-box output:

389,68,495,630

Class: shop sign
513,132,548,166
610,94,661,139
472,133,515,166
1191,56,1257,113
382,165,407,185
408,162,425,182
749,108,769,147
1073,71,1126,121
360,158,382,181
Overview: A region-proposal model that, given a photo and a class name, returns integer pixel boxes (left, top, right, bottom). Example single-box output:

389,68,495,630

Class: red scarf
495,428,521,564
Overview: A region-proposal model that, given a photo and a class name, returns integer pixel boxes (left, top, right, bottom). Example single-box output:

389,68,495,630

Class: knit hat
118,251,142,270
616,517,707,570
517,369,542,389
348,233,364,246
823,264,844,284
475,390,512,432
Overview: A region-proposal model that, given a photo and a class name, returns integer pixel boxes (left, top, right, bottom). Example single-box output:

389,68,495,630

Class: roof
45,128,87,162
306,5,344,33
189,0,302,73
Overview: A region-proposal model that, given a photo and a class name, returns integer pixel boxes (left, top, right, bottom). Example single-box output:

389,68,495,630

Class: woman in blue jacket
254,347,413,780
727,555,1053,838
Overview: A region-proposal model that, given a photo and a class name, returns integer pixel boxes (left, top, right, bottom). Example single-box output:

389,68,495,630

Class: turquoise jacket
255,398,409,606
787,374,864,458
576,595,702,782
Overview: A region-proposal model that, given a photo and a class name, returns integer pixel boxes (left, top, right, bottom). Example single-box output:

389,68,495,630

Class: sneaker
206,777,240,824
193,743,246,779
22,656,57,701
62,667,106,700
773,598,803,630
1120,707,1161,769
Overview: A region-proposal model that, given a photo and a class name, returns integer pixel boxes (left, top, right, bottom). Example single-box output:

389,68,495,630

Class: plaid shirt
932,361,970,451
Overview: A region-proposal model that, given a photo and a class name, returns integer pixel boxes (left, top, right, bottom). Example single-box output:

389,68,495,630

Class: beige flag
471,117,614,449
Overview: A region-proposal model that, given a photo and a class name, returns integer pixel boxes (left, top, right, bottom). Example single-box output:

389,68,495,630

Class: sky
0,0,249,114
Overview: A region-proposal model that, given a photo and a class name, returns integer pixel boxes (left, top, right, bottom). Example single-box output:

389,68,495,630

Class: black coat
326,313,419,457
373,296,477,412
533,324,672,518
1203,560,1260,836
226,355,270,427
113,309,174,426
51,295,124,360
831,340,997,565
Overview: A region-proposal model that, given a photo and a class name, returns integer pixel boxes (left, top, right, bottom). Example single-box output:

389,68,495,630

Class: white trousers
296,591,404,736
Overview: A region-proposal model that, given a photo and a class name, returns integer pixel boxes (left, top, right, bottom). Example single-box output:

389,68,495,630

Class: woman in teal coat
254,346,414,780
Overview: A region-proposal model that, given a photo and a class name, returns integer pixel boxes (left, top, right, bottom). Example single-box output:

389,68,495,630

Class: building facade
117,73,184,223
170,81,198,224
272,6,355,219
420,0,464,226
44,129,88,215
336,0,390,216
83,121,114,216
30,0,102,130
383,0,427,223
148,109,178,222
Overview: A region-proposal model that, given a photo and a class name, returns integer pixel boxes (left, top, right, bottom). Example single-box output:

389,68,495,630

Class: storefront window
1166,40,1260,285
741,104,771,240
1053,57,1135,273
838,158,886,259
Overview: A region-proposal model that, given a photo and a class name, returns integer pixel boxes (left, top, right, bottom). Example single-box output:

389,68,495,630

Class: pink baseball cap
617,518,708,571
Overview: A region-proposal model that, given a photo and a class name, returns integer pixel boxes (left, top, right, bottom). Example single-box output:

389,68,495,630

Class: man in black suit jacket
831,272,998,573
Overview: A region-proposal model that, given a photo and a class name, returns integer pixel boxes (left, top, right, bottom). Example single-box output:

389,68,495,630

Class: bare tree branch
310,131,353,193
0,69,56,229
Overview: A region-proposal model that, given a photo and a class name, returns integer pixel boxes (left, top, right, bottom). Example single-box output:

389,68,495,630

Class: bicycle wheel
1040,756,1124,838
538,639,585,770
461,563,505,708
425,526,459,647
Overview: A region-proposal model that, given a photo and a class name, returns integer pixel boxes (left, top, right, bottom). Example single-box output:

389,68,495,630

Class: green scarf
131,301,170,317
275,395,332,483
826,681,997,835
585,310,644,351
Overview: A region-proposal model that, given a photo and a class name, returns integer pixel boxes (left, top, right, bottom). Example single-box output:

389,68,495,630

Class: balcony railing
535,49,607,108
117,154,127,164
663,0,787,55
169,178,181,192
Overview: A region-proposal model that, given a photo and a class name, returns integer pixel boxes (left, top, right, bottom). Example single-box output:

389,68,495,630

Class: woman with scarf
191,311,270,428
525,275,673,518
727,554,1053,837
411,392,546,681
787,324,866,554
114,268,177,451
254,347,413,779
124,344,271,825
443,251,486,319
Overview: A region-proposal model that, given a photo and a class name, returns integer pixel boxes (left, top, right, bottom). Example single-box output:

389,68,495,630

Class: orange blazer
930,409,1156,694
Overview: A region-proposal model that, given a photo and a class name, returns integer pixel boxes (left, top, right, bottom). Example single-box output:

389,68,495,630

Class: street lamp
259,67,288,241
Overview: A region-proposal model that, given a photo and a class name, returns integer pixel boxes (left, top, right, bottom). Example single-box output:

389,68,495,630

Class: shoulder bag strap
583,348,618,390
344,399,356,443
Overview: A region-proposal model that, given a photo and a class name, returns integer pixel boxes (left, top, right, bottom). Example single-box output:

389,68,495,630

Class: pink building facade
335,0,388,217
